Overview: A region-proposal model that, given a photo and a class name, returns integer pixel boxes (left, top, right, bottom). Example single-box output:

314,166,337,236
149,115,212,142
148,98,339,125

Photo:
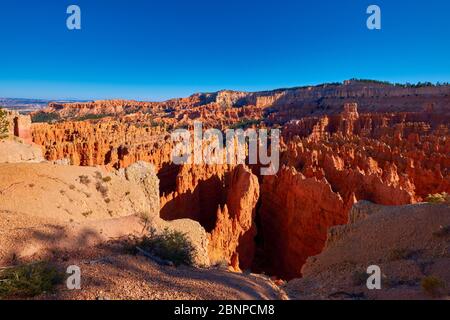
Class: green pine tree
0,107,9,137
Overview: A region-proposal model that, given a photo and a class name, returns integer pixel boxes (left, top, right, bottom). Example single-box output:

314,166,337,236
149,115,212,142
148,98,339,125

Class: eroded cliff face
282,105,450,202
32,118,173,170
32,81,450,123
258,167,349,280
208,165,260,270
160,164,260,270
29,100,450,279
254,104,449,279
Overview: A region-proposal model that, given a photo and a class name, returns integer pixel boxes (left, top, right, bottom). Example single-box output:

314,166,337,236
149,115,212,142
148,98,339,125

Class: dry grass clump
0,262,64,299
426,192,450,205
387,248,416,261
79,175,91,185
421,276,447,298
433,225,450,238
95,182,108,198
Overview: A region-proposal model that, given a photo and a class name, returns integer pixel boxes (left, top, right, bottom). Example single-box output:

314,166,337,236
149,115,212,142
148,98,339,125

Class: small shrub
426,192,450,205
104,198,111,204
79,175,91,185
214,259,229,270
138,211,152,225
31,112,60,123
352,270,368,286
0,262,64,299
81,210,92,217
95,182,108,197
433,225,450,238
74,113,112,121
69,184,76,190
138,228,195,266
102,176,112,183
421,276,446,298
388,248,415,261
229,118,262,130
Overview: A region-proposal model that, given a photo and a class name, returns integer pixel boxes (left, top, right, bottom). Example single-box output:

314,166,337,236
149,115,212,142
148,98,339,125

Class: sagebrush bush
426,192,450,204
79,175,91,185
387,248,415,261
139,228,195,266
352,270,368,286
95,182,108,197
0,262,64,299
421,276,446,298
433,225,450,238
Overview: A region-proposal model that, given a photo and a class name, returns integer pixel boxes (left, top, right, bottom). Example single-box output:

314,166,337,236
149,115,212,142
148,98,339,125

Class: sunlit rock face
29,83,450,279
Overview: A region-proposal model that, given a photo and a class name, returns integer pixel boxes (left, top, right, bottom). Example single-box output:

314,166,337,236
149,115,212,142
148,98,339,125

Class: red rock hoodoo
29,81,450,279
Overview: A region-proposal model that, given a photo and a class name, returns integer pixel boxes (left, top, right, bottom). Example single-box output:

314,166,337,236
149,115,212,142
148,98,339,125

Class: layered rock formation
255,103,449,279
257,167,349,279
26,82,450,280
31,80,450,125
281,104,450,203
161,164,260,270
32,118,172,169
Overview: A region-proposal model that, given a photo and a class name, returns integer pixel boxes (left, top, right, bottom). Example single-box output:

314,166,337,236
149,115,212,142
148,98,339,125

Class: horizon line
1,78,449,103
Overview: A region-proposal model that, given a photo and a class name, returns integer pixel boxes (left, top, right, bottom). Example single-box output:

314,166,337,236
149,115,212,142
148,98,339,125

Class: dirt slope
285,201,450,300
35,245,286,300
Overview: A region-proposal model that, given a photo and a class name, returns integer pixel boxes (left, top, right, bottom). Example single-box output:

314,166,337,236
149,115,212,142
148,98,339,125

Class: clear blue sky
0,0,449,100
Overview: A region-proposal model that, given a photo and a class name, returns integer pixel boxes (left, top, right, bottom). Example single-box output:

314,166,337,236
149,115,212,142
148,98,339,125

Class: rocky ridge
24,81,450,280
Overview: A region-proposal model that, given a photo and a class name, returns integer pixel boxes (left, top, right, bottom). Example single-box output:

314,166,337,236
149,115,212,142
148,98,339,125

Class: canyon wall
160,164,260,270
255,103,449,279
258,167,349,279
29,97,450,279
32,81,450,126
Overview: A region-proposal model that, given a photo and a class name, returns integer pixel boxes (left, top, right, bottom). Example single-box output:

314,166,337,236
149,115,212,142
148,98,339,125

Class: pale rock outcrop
124,161,161,218
123,161,211,267
0,162,154,263
0,138,45,163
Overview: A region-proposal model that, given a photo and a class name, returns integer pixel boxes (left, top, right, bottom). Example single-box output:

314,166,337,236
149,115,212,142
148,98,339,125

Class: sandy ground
0,161,286,300
32,242,287,300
